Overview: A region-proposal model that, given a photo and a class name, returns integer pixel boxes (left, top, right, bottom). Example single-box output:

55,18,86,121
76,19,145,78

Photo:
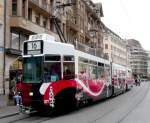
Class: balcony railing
29,0,51,14
66,13,79,31
69,40,104,58
85,27,91,39
30,0,39,4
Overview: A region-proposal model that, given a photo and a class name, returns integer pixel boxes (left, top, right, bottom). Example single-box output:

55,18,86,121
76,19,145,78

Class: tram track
87,87,142,123
4,111,54,123
117,84,150,123
88,83,150,123
9,116,45,123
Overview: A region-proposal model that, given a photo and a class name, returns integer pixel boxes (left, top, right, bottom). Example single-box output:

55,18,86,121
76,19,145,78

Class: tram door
9,59,22,100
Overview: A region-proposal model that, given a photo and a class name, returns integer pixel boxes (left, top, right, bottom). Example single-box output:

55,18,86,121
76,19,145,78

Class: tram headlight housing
29,92,33,96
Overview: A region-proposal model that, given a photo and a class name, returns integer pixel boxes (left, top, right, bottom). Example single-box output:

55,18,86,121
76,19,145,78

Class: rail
29,0,51,13
69,41,104,58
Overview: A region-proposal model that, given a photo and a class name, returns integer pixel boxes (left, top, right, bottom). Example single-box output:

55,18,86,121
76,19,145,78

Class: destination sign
27,41,41,51
23,41,43,55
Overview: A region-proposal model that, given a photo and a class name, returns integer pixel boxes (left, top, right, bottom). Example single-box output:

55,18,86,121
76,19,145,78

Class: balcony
10,16,51,34
29,0,51,15
70,41,104,58
66,14,79,32
85,27,91,39
30,0,39,4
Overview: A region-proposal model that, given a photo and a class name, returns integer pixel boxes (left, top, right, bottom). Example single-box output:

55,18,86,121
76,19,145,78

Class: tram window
89,65,97,80
98,62,104,67
63,62,75,80
89,60,97,66
104,64,111,82
63,56,74,61
97,65,105,79
78,63,88,79
43,62,61,82
79,57,88,63
45,55,60,61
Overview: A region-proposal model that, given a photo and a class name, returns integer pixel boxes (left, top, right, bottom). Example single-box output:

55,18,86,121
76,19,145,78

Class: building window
63,23,65,35
11,30,29,50
50,19,54,31
105,44,108,49
20,34,28,50
43,17,47,28
11,31,19,50
28,8,32,21
12,0,17,16
35,14,40,25
22,0,26,18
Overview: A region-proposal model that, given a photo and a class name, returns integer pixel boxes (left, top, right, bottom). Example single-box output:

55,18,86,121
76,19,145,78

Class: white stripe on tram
75,78,105,97
40,83,51,95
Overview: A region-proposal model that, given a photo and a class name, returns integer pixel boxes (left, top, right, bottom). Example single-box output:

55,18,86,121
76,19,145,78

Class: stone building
127,39,148,78
103,26,127,66
146,51,150,79
66,0,104,57
0,0,4,93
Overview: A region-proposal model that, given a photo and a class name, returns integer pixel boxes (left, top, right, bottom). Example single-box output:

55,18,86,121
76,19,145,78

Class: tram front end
19,34,76,114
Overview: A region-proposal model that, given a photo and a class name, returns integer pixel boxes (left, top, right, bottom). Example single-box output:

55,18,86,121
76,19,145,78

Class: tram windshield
23,57,43,83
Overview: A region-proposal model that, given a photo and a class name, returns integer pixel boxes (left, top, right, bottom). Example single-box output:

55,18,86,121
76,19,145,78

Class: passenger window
43,55,61,82
63,56,75,80
44,62,61,82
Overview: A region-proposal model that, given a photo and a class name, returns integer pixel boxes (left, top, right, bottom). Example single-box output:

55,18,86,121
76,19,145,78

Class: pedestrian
14,92,22,106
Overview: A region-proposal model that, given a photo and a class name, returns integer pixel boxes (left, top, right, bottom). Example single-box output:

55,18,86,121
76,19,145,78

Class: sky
92,0,150,51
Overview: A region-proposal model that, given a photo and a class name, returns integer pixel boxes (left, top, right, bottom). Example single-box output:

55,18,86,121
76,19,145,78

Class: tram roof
24,34,75,56
44,40,75,55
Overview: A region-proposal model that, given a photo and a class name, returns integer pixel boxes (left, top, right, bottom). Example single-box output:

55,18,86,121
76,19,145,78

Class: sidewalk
0,106,20,119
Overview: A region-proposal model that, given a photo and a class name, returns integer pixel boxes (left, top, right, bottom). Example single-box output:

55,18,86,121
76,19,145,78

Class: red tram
17,34,134,113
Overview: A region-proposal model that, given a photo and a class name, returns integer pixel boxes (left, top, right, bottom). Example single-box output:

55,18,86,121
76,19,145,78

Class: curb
0,112,19,119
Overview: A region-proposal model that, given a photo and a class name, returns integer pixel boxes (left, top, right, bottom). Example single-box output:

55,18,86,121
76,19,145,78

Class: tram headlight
29,92,33,96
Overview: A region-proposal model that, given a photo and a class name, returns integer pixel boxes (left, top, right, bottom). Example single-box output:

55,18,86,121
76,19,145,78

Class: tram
17,34,134,113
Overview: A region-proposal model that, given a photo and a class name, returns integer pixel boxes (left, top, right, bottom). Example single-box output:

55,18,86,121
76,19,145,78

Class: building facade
126,42,131,69
66,0,104,57
4,0,58,98
1,0,105,105
103,27,127,66
146,51,150,79
0,0,4,95
127,39,148,78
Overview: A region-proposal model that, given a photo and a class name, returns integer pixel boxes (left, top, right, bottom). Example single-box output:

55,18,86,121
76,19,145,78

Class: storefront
9,57,22,100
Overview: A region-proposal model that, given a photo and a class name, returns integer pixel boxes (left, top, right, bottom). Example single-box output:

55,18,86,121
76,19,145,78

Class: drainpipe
3,0,6,95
